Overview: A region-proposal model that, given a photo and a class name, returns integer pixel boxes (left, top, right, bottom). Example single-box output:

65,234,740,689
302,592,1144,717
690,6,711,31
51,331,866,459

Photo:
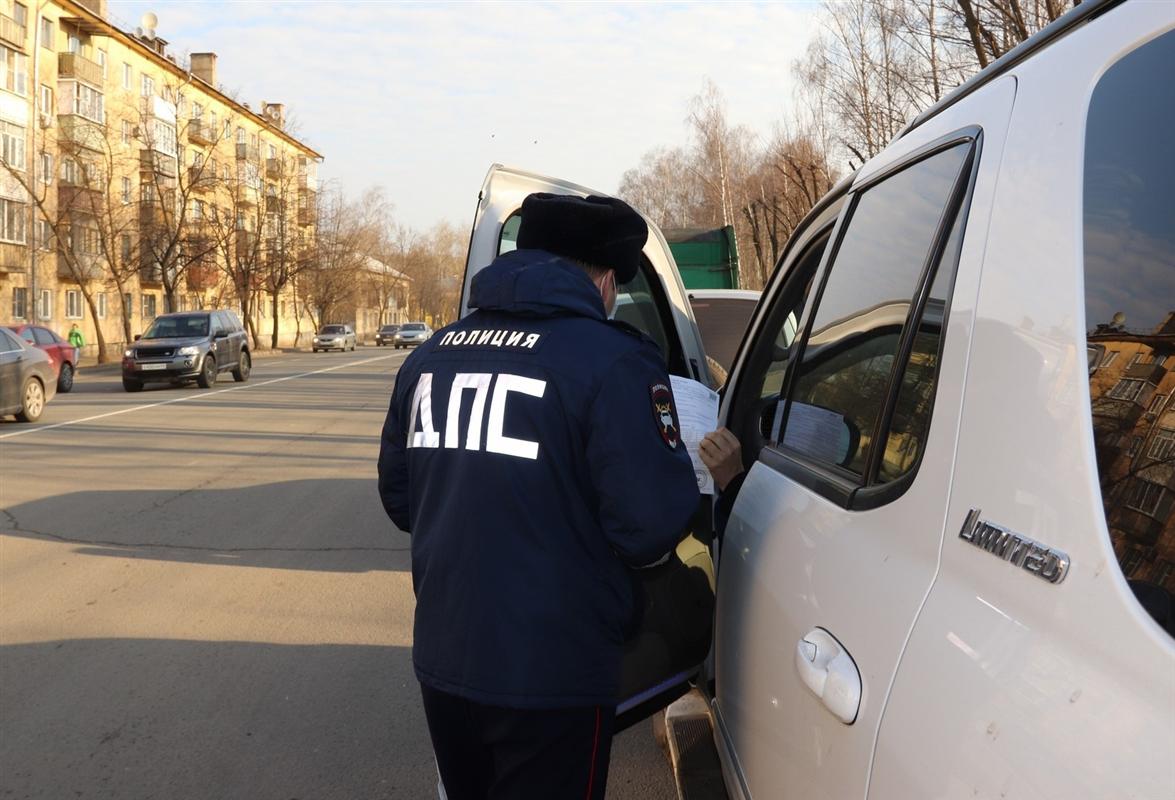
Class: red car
4,324,79,393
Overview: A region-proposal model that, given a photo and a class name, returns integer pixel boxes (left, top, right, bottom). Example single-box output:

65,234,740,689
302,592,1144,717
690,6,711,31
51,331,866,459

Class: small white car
456,1,1174,796
392,322,433,349
312,324,356,352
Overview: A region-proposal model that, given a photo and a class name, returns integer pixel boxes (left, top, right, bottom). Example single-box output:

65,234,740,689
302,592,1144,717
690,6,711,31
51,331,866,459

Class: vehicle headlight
177,346,200,355
124,349,135,358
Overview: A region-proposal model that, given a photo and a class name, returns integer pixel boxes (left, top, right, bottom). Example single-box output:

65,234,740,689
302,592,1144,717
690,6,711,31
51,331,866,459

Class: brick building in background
0,0,323,356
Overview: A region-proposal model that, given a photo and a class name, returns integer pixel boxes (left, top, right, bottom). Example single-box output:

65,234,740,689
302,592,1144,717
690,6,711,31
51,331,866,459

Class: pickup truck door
712,77,1016,798
462,164,717,729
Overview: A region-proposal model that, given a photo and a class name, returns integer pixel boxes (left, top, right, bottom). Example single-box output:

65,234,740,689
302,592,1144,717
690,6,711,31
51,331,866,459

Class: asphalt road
0,348,676,800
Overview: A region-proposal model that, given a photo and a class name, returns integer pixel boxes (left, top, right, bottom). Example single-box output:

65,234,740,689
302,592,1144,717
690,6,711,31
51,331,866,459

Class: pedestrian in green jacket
67,323,85,349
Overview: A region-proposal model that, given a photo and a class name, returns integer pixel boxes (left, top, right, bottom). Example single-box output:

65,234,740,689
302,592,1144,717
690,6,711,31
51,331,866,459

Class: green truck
662,226,739,290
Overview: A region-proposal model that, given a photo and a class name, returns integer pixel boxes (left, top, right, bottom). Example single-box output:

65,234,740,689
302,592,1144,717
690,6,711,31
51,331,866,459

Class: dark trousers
420,683,615,800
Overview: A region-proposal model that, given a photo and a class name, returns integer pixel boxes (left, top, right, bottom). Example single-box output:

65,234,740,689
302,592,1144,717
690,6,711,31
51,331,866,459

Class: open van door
462,164,718,730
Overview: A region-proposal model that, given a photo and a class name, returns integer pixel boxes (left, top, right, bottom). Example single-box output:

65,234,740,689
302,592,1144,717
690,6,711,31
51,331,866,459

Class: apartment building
1089,311,1175,593
0,0,322,355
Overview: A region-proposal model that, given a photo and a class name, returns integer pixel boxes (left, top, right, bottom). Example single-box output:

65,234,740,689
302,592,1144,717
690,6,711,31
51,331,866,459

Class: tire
57,362,75,393
16,377,45,422
313,348,319,353
123,377,143,392
232,350,251,382
197,355,217,388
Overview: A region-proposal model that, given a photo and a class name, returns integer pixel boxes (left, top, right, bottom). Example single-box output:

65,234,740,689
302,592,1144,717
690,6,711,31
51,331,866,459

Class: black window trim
755,126,983,511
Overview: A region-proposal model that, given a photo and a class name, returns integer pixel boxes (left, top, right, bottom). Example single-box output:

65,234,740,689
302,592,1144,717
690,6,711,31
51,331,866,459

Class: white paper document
670,375,720,495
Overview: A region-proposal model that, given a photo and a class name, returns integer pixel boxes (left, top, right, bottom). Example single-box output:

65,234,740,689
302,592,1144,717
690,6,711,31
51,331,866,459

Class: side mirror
133,334,141,341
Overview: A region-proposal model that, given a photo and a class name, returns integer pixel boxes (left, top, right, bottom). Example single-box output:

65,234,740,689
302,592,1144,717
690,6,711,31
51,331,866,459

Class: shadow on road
1,479,409,573
0,638,430,799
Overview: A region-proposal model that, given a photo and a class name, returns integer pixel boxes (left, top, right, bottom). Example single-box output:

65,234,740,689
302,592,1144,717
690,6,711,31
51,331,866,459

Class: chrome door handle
794,628,862,724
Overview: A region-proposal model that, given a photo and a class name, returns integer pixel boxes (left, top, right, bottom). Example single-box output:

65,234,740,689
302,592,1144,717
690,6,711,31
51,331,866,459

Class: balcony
298,206,315,226
139,197,177,229
265,195,282,214
58,52,104,87
186,262,217,291
0,13,26,49
236,185,259,208
186,120,215,146
58,184,104,215
56,252,105,281
139,264,163,286
1124,361,1168,383
235,230,257,253
140,149,178,178
265,159,282,180
57,114,106,152
235,142,260,162
187,165,216,192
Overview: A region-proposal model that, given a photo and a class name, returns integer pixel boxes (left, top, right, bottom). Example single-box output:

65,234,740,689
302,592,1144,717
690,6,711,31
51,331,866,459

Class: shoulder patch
650,382,680,450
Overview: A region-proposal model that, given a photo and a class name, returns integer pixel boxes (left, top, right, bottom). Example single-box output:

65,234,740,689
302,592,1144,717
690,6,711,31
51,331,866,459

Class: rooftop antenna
140,11,158,39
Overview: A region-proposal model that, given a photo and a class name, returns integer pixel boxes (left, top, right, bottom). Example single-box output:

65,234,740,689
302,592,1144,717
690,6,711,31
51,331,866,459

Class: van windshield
142,316,209,339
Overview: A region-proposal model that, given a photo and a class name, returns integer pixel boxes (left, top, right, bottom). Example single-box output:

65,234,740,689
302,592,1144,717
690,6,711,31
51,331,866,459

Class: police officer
378,193,699,799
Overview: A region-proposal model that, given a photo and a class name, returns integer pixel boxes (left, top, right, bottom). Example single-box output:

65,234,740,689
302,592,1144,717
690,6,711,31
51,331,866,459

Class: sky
107,1,822,230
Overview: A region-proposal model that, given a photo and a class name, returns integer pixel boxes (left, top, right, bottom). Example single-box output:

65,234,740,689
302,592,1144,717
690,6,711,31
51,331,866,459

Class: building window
1150,428,1175,462
36,218,51,250
141,294,156,319
1124,477,1170,518
97,292,106,319
39,83,52,113
66,33,80,54
120,234,131,263
60,157,77,184
40,152,52,184
39,18,52,49
13,3,27,27
70,225,98,256
1,120,26,170
140,74,153,98
12,286,27,319
73,83,104,122
65,289,83,319
0,45,28,95
1128,436,1142,457
121,176,131,204
192,102,203,120
1107,378,1152,402
0,197,26,243
1151,393,1169,414
97,50,106,79
122,62,131,90
123,292,132,320
37,288,51,320
191,199,203,221
268,143,277,160
1101,350,1119,368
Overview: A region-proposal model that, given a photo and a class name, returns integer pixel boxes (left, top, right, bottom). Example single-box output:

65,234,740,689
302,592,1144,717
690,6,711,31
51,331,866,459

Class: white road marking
0,352,408,441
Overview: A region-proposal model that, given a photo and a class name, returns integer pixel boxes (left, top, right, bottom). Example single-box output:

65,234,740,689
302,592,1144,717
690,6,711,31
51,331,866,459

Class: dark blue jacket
378,249,699,709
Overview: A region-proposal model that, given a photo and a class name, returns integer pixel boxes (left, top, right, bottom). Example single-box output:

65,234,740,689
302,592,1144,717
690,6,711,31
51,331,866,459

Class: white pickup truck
459,1,1174,796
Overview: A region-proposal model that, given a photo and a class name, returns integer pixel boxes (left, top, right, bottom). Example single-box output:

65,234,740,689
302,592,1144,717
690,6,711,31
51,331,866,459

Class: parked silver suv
121,310,250,392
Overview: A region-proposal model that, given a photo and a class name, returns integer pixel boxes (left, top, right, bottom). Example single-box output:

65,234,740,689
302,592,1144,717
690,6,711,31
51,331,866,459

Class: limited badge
650,383,679,450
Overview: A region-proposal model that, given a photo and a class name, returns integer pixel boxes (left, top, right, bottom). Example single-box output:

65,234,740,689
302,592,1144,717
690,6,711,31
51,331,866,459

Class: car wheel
57,362,75,393
16,377,45,422
232,350,251,382
312,348,318,353
123,377,143,392
197,355,217,388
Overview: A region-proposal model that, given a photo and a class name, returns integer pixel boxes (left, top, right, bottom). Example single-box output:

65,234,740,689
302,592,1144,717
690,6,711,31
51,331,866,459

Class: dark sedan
0,327,57,422
375,324,401,346
5,324,79,393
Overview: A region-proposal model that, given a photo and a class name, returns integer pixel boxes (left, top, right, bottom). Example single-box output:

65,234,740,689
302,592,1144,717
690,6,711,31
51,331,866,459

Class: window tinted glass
783,143,969,474
1084,30,1175,636
498,212,521,255
18,328,34,344
614,261,671,362
144,315,210,339
877,211,964,481
0,328,19,352
689,295,759,373
32,327,55,345
320,325,344,334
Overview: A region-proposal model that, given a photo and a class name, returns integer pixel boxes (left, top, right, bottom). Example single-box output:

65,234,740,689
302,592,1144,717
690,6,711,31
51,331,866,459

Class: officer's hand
700,428,743,492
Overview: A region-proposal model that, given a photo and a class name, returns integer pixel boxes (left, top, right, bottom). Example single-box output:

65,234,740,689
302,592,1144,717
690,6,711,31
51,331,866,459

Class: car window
0,328,20,352
1083,29,1175,637
320,325,344,334
688,295,759,373
33,327,55,345
18,328,34,344
498,211,521,255
778,142,971,477
142,315,210,339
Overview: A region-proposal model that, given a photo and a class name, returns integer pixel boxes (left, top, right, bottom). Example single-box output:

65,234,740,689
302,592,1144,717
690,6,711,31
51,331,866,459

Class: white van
460,1,1173,796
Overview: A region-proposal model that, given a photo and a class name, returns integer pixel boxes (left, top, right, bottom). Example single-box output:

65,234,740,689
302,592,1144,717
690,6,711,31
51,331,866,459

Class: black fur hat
516,193,648,283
